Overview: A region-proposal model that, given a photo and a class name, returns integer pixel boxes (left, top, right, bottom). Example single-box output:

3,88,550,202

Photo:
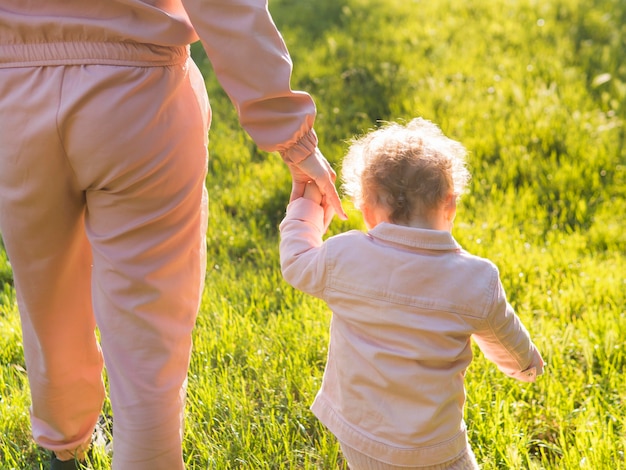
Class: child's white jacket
280,198,544,467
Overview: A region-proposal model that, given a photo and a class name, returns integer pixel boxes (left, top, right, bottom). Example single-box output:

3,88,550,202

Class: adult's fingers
294,149,347,220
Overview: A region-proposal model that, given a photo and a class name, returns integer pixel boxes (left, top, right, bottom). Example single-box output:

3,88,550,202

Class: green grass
1,0,625,468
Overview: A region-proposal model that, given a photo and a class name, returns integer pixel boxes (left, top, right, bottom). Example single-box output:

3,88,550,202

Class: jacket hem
311,396,469,466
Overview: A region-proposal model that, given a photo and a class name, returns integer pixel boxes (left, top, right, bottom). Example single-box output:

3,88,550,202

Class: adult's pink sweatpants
0,57,210,469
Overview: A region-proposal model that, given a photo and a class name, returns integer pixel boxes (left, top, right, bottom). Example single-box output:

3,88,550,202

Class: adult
0,1,345,469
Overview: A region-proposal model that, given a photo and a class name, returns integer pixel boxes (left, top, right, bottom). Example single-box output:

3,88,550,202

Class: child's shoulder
457,247,501,275
324,229,372,247
330,228,372,240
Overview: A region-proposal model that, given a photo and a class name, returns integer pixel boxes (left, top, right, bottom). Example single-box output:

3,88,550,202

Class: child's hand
303,181,323,205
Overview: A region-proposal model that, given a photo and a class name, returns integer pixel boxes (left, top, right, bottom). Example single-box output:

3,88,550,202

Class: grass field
1,0,625,468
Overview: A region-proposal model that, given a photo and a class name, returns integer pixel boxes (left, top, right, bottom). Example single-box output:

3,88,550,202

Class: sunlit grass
1,0,624,468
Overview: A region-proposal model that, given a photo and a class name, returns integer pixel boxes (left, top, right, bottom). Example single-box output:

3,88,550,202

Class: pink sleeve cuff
279,128,318,164
514,350,544,383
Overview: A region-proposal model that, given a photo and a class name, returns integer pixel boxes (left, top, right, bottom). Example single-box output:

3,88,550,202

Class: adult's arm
181,0,345,220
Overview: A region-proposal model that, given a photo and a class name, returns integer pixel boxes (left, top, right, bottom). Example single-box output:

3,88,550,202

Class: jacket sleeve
472,274,544,383
181,0,318,164
279,198,328,298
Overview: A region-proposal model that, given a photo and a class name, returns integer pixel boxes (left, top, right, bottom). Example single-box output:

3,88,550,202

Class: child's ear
361,204,376,230
446,193,457,208
445,193,457,220
361,202,388,229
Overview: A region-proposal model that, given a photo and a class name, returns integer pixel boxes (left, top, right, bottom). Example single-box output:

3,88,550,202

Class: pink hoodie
0,0,317,163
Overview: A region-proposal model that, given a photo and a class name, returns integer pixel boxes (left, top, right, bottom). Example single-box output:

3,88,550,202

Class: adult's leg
0,67,105,461
58,59,210,469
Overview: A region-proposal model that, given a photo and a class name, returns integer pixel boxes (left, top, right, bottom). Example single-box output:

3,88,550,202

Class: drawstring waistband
0,41,189,68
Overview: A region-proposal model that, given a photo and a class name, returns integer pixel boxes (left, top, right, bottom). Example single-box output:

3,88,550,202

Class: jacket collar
368,222,461,251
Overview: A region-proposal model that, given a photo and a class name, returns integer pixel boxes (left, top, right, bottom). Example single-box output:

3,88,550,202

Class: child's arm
279,192,328,298
473,276,544,382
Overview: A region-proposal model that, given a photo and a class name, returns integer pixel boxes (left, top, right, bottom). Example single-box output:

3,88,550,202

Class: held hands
288,148,347,227
303,181,323,205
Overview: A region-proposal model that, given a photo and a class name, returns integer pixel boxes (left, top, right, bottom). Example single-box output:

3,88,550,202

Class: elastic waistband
0,42,189,68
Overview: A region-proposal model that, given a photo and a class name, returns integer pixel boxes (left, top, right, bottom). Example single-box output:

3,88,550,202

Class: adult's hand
288,148,347,227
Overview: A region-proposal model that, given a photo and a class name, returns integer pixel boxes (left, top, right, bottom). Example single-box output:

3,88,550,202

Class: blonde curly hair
341,118,471,224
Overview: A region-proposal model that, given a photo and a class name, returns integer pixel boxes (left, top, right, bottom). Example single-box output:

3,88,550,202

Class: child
0,1,343,469
279,118,544,469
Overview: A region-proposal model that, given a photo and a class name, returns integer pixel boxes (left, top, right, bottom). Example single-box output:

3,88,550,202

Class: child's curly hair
341,118,471,224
